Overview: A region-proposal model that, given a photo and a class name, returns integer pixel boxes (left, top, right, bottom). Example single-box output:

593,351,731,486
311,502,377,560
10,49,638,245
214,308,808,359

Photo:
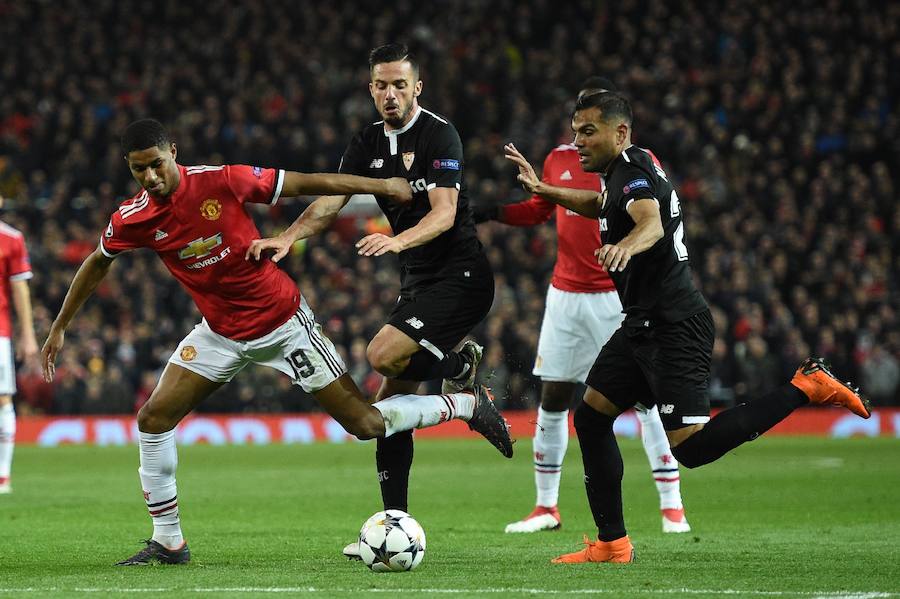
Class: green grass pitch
1,437,898,598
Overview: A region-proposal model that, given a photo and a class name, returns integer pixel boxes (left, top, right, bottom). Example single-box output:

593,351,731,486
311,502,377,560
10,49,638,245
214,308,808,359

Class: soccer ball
358,509,426,572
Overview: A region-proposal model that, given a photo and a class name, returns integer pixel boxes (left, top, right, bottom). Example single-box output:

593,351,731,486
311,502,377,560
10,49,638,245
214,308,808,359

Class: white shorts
532,285,624,383
0,337,15,395
168,297,346,393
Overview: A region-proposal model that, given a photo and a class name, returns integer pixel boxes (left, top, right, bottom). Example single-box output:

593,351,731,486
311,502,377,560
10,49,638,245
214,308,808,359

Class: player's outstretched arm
504,143,601,217
41,248,115,382
246,195,351,263
280,172,412,203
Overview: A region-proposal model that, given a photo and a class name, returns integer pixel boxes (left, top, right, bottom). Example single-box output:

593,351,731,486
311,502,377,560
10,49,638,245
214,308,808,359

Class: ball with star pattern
358,509,426,572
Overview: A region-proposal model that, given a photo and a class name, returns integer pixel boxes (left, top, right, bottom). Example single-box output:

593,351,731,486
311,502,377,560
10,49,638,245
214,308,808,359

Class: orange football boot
791,357,871,418
551,535,634,564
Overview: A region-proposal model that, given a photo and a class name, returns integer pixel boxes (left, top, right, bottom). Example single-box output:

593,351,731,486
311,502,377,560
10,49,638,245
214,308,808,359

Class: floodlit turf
1,436,898,598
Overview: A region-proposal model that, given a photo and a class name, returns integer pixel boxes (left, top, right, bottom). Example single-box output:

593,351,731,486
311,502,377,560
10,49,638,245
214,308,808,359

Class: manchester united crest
200,198,222,220
180,345,198,361
402,151,415,170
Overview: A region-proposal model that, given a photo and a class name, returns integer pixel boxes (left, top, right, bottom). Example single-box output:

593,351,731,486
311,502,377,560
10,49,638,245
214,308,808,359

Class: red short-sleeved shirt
100,164,300,340
0,221,32,337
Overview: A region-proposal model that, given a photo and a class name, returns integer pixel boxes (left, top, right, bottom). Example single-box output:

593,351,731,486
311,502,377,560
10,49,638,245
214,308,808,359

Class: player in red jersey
475,79,690,534
39,119,510,565
0,194,39,495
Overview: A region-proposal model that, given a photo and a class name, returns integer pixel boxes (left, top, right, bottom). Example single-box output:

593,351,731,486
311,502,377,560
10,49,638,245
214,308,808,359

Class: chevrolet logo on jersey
179,234,223,260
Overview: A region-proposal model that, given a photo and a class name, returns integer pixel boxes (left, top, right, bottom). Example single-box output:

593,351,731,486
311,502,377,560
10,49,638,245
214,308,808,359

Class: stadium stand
0,0,896,414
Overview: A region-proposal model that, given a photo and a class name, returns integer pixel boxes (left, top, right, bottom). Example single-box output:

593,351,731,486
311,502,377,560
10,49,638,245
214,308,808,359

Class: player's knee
343,411,384,440
573,400,615,434
137,403,176,434
669,434,703,469
366,342,402,377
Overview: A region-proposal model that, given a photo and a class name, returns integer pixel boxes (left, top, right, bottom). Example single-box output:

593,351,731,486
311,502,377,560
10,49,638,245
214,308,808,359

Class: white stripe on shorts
294,309,342,377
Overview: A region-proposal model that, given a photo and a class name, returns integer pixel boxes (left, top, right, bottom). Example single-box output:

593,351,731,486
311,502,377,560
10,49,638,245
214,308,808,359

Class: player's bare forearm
533,182,601,217
617,218,663,255
393,206,455,250
286,195,350,241
281,172,412,203
9,280,37,348
618,199,664,255
50,248,114,332
394,187,457,249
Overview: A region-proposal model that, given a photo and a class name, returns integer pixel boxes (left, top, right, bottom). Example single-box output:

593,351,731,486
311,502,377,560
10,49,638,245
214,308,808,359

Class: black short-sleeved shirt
339,106,484,289
599,145,708,324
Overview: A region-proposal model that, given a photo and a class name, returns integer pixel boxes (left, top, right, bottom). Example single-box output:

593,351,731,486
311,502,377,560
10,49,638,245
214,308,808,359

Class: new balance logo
370,159,384,168
405,317,424,330
660,404,674,414
154,229,168,241
560,170,573,181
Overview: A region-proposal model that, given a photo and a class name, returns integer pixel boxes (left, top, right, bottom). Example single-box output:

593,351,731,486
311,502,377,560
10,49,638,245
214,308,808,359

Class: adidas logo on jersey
405,316,424,330
154,229,169,241
560,170,573,181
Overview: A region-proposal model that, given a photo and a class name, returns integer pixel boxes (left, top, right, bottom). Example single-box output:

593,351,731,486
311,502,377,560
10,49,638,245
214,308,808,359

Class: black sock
376,430,414,511
573,401,626,542
396,351,466,381
672,385,808,468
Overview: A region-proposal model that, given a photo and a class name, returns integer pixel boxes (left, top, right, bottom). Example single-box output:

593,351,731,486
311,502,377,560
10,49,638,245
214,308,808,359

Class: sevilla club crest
402,152,415,170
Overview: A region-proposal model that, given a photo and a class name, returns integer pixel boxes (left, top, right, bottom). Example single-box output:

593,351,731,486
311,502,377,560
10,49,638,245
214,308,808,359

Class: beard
383,103,413,127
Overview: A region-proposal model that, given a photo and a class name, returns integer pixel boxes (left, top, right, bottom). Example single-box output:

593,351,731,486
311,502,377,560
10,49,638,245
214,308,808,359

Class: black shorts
585,310,715,430
388,253,494,358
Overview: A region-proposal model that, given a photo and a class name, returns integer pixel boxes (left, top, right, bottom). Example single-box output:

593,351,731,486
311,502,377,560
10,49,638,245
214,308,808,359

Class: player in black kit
247,43,512,558
504,91,871,564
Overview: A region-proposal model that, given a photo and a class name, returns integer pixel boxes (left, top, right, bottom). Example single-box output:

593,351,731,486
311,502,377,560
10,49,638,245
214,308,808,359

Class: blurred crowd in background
1,0,897,414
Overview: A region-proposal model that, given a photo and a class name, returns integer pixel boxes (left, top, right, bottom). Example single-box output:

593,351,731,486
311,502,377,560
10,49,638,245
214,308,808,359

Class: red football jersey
500,144,615,293
100,164,300,341
0,221,33,337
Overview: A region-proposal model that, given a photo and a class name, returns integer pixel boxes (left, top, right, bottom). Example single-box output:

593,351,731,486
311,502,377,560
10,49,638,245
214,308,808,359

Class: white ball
358,509,426,572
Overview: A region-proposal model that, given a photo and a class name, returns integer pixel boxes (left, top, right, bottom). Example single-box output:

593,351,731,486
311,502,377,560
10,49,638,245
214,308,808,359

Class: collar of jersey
382,106,422,156
604,144,634,176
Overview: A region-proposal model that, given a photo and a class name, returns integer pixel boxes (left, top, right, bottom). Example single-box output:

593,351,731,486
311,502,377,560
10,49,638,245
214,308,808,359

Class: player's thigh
640,310,715,431
254,301,347,394
387,256,494,361
584,327,653,413
141,363,224,432
0,337,16,396
584,291,625,350
368,324,422,366
169,320,248,383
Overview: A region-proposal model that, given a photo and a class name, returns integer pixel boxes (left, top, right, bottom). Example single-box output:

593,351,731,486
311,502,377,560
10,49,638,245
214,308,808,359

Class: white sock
373,393,476,437
138,430,183,549
0,403,14,482
636,405,683,510
534,407,568,508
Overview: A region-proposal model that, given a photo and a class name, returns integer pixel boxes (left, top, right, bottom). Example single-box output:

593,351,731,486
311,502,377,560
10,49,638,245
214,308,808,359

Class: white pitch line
0,588,895,597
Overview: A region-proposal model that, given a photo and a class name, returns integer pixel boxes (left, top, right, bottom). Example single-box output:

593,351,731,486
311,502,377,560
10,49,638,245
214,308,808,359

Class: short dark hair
574,91,633,126
579,76,617,93
369,43,419,77
121,119,171,154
